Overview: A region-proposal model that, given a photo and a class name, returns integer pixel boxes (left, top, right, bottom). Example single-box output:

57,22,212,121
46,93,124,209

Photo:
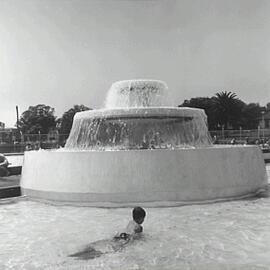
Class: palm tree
212,91,243,129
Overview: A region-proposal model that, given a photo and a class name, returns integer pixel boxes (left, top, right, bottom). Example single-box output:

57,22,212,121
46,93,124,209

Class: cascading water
21,79,267,206
65,80,212,150
104,80,170,108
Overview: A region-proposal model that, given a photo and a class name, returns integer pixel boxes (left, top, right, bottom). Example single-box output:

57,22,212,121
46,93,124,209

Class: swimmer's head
132,207,146,224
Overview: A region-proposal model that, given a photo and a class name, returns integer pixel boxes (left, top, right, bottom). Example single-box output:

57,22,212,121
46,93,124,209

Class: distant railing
0,129,270,154
209,128,270,146
0,133,69,153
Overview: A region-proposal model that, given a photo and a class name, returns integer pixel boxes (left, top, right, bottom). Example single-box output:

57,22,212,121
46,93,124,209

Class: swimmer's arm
117,226,142,239
113,231,123,239
113,232,131,240
113,222,142,240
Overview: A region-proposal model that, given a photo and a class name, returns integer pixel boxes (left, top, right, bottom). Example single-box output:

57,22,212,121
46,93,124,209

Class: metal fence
209,128,270,145
0,128,270,154
0,132,69,153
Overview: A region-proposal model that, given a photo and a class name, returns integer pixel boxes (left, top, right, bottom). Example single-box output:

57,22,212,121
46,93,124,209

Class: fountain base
20,146,267,207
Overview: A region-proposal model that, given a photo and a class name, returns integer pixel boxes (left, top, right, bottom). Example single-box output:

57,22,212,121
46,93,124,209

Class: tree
58,105,91,135
212,91,244,129
266,102,270,112
17,104,57,134
241,103,264,129
179,97,217,129
179,92,268,130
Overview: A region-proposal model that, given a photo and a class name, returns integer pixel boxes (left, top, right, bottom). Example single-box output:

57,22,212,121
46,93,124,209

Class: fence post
240,126,242,143
262,111,265,142
38,131,41,149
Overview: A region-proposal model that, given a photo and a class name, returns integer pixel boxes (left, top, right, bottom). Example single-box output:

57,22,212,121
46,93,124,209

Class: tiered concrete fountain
21,80,267,206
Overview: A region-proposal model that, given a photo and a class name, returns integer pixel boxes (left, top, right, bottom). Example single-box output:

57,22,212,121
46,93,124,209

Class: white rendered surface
21,146,267,206
73,107,205,120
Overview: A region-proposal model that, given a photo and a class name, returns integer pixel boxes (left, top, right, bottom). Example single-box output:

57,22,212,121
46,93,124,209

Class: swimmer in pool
114,206,146,240
69,207,146,260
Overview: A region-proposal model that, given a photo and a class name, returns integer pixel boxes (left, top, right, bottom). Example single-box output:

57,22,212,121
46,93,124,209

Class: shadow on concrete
0,175,21,199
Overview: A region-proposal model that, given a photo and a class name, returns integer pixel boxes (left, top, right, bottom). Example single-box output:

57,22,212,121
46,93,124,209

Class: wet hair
132,207,146,220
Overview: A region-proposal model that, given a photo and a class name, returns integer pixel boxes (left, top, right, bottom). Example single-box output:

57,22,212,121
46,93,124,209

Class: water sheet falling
65,80,213,150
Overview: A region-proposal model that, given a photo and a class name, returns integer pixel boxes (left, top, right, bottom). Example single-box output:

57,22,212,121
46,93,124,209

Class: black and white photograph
0,0,270,269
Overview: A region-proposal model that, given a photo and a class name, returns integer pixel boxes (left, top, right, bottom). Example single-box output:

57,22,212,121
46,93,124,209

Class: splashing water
65,80,212,150
104,80,171,108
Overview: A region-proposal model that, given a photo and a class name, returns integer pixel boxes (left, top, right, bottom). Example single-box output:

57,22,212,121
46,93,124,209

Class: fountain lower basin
21,145,267,207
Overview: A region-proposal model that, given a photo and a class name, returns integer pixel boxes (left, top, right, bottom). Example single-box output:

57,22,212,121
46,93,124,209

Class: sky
0,0,270,127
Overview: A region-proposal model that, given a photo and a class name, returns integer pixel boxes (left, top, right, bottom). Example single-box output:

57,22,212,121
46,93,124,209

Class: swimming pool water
1,166,270,270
